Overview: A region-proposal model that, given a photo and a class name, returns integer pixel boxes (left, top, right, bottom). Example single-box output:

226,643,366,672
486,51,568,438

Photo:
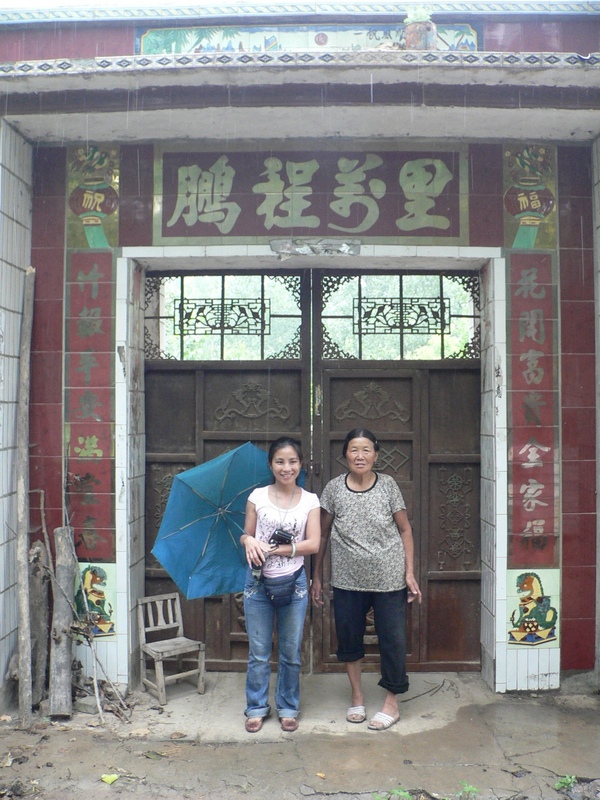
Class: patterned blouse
320,472,407,592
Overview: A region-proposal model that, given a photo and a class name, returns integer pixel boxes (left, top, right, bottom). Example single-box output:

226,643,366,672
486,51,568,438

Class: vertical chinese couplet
65,251,116,562
508,253,558,569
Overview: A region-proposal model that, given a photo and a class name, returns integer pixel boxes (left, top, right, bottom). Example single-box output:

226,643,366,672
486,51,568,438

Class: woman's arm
393,509,422,604
310,509,333,607
240,500,273,567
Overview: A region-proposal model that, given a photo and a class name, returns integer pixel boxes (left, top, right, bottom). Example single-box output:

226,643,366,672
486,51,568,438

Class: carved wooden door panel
312,365,481,671
419,366,481,668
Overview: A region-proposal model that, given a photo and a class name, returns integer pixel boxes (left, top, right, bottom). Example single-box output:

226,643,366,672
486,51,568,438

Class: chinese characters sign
508,253,559,571
65,251,116,562
154,148,468,244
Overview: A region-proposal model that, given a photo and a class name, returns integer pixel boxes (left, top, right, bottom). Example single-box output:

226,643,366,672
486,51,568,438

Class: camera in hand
269,529,294,545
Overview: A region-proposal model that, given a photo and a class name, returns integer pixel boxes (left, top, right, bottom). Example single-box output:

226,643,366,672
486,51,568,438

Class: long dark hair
267,437,303,466
342,428,379,458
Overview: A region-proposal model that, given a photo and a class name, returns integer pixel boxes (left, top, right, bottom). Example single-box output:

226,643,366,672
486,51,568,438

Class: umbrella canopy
152,442,273,598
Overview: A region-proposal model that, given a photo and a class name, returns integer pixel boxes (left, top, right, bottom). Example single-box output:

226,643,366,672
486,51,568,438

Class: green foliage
141,25,240,54
554,775,577,791
374,782,481,800
373,788,412,800
403,5,432,24
456,782,480,800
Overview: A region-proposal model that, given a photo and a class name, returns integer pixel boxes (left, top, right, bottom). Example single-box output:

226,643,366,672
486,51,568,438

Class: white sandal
367,711,400,730
346,705,367,723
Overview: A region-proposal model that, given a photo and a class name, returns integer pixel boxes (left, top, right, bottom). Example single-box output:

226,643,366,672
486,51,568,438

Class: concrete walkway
1,670,599,799
121,670,599,798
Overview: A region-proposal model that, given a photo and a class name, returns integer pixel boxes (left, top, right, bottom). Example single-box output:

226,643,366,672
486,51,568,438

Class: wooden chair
137,593,205,705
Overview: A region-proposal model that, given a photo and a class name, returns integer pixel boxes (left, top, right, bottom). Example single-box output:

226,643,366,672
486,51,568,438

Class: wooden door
144,271,310,670
311,271,481,671
144,268,481,671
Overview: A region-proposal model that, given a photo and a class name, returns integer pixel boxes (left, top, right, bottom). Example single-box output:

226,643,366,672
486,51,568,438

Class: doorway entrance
144,269,481,672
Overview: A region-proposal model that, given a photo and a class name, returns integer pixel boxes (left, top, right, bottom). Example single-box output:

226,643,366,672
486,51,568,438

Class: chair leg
140,650,147,692
175,655,183,683
197,646,206,695
155,659,167,705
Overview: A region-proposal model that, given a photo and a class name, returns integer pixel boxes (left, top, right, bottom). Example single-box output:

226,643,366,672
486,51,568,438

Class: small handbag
261,566,304,608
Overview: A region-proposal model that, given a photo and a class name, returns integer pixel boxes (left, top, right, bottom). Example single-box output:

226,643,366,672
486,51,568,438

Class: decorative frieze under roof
0,0,598,25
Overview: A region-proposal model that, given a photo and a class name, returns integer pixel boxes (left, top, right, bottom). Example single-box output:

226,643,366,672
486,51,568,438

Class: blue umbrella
152,442,272,598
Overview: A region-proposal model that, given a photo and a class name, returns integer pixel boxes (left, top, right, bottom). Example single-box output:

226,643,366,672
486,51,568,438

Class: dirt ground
1,671,599,800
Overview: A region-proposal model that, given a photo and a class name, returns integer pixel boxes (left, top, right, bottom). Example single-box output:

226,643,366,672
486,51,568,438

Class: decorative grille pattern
145,271,480,361
355,297,447,335
322,272,480,360
144,273,301,360
177,298,269,335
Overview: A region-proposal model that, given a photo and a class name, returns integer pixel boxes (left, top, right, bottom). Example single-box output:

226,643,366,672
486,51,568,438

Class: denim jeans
243,567,308,719
333,586,409,695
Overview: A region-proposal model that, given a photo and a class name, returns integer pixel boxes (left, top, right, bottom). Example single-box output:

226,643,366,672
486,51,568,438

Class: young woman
311,428,422,731
240,437,320,733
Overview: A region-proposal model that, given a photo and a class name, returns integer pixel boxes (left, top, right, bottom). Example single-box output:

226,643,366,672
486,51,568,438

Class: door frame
110,245,508,692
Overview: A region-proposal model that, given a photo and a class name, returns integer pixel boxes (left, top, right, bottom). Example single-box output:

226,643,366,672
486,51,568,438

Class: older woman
311,428,421,731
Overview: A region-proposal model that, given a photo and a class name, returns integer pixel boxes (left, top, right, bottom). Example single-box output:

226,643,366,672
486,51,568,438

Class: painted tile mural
507,568,559,647
75,562,117,637
154,146,469,245
67,145,120,249
503,145,557,250
138,23,478,54
65,251,116,562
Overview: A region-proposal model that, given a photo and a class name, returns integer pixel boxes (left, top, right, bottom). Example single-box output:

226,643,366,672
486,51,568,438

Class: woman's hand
244,536,274,567
406,573,422,604
310,576,324,607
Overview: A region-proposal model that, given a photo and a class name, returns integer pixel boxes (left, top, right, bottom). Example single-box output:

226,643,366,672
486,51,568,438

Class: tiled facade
0,121,32,709
0,2,598,705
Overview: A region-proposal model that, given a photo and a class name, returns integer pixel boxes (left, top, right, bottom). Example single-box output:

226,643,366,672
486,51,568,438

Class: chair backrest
138,593,184,645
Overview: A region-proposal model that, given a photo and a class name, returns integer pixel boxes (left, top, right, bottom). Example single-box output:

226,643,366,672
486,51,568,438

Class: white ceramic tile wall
505,647,518,690
548,647,560,688
0,122,32,707
478,257,512,692
538,647,550,690
480,519,494,569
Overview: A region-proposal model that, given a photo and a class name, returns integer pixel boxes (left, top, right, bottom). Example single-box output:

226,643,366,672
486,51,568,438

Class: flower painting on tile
74,563,117,637
503,144,556,250
507,569,559,647
67,144,120,249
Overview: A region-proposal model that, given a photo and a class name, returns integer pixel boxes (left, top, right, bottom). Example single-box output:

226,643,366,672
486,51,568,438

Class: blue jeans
243,567,308,719
333,586,409,695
